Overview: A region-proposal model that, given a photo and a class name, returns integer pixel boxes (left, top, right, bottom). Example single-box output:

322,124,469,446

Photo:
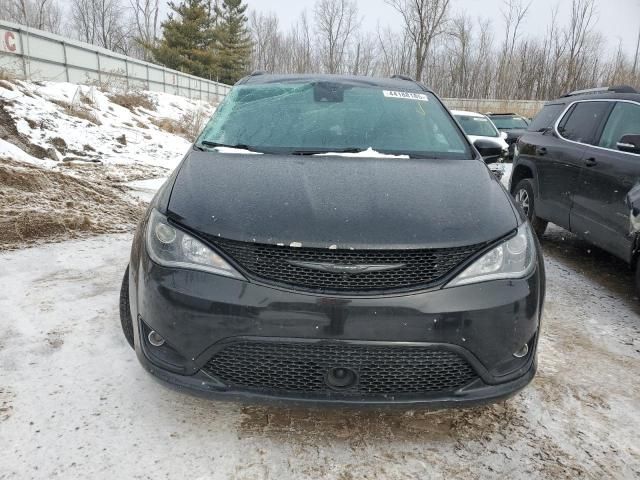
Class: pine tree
150,0,217,78
214,0,252,84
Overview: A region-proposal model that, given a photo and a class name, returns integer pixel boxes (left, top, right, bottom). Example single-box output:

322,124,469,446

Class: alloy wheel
515,188,530,217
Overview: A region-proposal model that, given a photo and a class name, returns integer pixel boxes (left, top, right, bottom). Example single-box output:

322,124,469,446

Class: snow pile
0,78,216,249
0,79,214,170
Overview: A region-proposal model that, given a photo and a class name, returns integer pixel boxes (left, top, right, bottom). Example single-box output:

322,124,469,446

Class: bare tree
289,10,315,73
70,0,130,53
633,24,640,75
386,0,450,81
314,0,361,74
500,0,531,60
250,10,281,72
245,0,638,98
0,0,62,32
497,0,531,98
129,0,160,60
562,0,598,92
447,14,473,98
376,24,413,77
348,32,378,75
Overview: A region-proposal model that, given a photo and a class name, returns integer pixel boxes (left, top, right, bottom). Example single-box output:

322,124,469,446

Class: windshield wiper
197,141,262,153
290,147,366,156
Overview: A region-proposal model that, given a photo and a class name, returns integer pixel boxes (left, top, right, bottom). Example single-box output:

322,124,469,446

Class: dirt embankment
0,158,158,250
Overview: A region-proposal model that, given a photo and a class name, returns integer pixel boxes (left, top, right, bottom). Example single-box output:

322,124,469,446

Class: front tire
119,266,135,349
513,178,548,237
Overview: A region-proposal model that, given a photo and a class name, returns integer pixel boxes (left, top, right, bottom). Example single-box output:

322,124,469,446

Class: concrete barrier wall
442,98,546,118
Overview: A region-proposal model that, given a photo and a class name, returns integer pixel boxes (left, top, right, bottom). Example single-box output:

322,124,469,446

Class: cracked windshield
197,81,470,157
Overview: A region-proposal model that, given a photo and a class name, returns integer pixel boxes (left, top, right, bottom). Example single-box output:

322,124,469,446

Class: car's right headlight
145,209,244,279
446,223,536,287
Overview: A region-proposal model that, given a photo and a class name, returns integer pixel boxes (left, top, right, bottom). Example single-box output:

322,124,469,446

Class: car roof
237,73,431,93
451,109,487,118
547,88,640,105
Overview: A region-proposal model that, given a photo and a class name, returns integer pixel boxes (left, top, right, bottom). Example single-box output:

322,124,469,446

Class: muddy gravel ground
1,227,639,479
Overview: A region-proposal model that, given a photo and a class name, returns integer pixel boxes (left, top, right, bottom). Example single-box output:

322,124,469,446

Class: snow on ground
0,231,638,479
0,78,216,250
0,79,213,170
125,177,168,203
0,138,57,167
499,162,512,188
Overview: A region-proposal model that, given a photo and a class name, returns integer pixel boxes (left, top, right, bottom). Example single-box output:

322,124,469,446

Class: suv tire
119,266,135,349
513,178,548,237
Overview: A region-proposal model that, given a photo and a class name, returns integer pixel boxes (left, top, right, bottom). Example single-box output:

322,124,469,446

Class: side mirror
617,134,640,154
500,131,508,140
474,139,504,162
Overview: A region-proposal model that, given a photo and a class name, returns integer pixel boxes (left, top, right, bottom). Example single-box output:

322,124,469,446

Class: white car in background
452,110,509,163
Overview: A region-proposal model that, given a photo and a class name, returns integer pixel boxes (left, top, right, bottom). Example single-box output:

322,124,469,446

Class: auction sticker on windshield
383,90,429,101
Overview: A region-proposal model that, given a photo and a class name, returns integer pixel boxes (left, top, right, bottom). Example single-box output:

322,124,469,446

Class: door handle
536,147,547,156
584,157,597,167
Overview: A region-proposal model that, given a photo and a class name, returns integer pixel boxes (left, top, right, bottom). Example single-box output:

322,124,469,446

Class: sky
251,0,640,56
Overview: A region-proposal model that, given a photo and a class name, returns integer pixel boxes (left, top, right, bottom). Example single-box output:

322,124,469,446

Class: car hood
166,151,518,249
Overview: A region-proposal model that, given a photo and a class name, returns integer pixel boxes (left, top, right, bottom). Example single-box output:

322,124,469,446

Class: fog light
513,343,529,358
148,330,165,347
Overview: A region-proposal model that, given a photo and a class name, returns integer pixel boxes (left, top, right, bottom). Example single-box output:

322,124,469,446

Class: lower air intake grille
203,341,478,399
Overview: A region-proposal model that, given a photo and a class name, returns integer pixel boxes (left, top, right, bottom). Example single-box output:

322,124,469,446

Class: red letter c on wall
4,31,16,52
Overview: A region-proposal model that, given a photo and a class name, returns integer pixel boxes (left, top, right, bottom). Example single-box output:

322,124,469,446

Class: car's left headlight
145,209,244,279
446,223,536,287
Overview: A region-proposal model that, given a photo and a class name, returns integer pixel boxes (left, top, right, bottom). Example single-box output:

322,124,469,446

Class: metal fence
0,20,231,103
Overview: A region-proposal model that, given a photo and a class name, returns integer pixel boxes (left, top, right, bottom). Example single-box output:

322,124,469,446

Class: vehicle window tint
598,102,640,151
528,104,565,131
557,102,610,144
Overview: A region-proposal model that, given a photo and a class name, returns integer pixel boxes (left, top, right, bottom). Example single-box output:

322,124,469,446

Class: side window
528,104,565,131
598,102,640,152
557,102,611,144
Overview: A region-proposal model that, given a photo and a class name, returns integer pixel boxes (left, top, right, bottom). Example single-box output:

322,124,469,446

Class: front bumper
129,246,544,407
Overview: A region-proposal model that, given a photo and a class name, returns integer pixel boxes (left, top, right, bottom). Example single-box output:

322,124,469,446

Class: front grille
208,237,484,293
203,341,478,399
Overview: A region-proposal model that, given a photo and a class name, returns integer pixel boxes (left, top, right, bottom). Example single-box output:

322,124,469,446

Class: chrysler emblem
287,261,404,274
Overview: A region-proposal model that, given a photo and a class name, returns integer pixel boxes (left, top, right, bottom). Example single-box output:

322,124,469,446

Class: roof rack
486,112,517,116
562,85,638,97
391,74,415,82
249,70,268,77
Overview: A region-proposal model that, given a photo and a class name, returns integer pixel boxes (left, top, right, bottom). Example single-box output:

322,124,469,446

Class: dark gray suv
512,86,640,292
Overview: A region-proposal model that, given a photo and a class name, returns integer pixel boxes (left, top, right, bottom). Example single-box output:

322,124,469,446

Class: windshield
196,81,471,159
490,116,529,129
454,115,499,137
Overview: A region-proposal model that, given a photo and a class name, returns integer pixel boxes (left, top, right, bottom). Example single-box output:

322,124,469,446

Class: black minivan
120,74,545,407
